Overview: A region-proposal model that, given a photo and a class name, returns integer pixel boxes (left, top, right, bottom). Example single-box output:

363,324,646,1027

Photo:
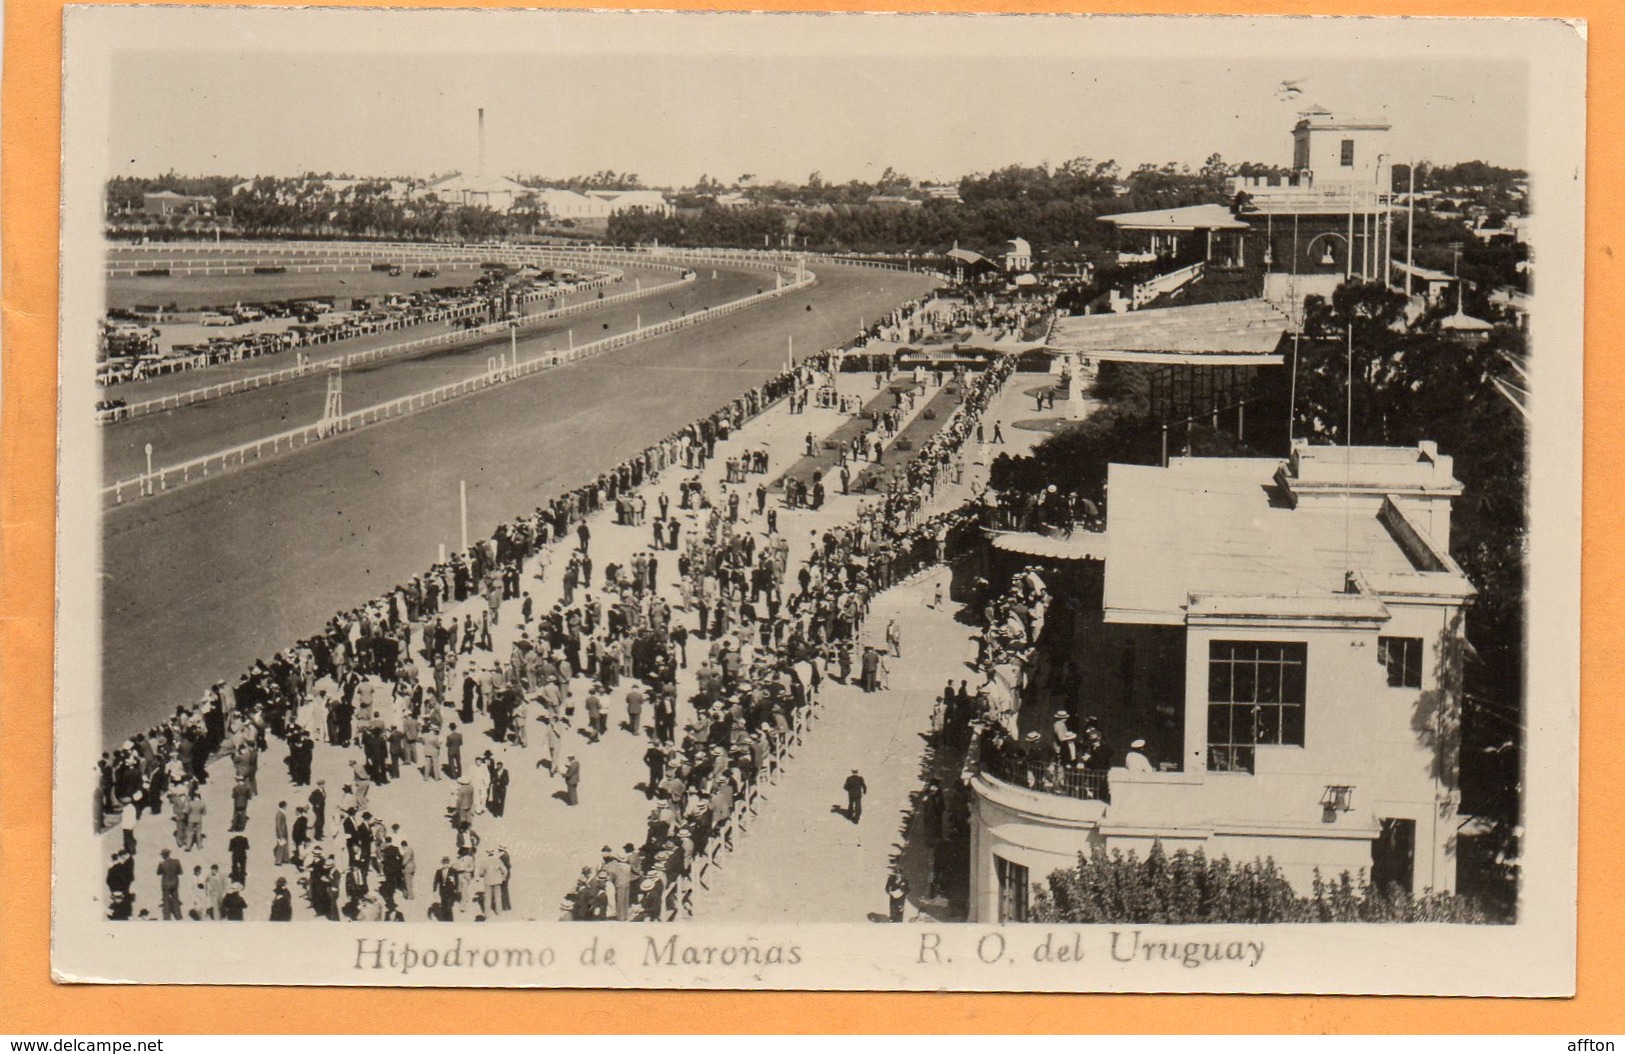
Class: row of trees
607,157,1246,255
107,156,1529,258
1031,843,1493,924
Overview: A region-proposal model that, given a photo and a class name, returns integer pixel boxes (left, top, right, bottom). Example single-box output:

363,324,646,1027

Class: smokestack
477,108,486,176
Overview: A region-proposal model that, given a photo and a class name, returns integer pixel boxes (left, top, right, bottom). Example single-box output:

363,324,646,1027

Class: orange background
1,0,1617,1034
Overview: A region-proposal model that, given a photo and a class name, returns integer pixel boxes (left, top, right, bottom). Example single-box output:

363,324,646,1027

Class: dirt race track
99,262,938,745
103,264,770,482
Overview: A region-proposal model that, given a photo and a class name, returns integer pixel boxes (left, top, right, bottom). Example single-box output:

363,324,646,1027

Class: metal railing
97,265,698,423
104,264,817,506
981,744,1111,802
659,700,814,920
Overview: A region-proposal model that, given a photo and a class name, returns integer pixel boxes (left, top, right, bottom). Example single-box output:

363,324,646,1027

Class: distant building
415,172,532,213
141,190,215,218
1389,262,1457,304
1003,238,1033,272
533,188,607,219
920,182,963,203
1096,203,1251,269
945,247,999,283
584,189,674,216
968,441,1473,921
866,194,921,208
1228,108,1396,281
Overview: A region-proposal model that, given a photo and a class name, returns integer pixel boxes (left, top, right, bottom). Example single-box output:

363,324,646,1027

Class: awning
991,530,1109,562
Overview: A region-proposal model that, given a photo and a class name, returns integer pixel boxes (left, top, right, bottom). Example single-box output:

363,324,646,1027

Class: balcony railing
980,743,1111,802
980,505,1102,534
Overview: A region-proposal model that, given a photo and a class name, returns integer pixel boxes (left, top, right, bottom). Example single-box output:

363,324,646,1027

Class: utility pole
1346,193,1355,281
1405,161,1416,297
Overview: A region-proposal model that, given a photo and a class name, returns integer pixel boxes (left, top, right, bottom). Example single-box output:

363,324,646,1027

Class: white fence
104,265,817,506
107,239,928,276
98,262,696,423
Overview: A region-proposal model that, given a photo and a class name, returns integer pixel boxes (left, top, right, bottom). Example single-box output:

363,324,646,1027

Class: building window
1207,641,1307,773
1378,636,1424,688
995,856,1030,923
1341,139,1356,167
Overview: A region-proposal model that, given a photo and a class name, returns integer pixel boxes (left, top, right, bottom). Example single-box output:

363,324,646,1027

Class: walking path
687,571,975,922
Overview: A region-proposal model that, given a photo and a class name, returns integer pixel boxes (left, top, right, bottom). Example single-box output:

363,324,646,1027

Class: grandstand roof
1097,203,1251,231
1045,299,1290,365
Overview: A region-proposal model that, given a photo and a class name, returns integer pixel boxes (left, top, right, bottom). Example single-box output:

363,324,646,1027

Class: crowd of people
978,481,1102,533
561,358,1014,921
956,570,1153,805
98,291,1027,923
97,329,836,921
927,289,1056,343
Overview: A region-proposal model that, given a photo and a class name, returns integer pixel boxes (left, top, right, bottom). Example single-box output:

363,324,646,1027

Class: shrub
1029,841,1499,924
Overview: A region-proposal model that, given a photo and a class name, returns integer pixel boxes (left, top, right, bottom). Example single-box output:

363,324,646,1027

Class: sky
94,11,1539,187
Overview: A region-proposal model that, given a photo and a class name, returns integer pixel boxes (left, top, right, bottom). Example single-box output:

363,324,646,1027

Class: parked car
200,312,233,326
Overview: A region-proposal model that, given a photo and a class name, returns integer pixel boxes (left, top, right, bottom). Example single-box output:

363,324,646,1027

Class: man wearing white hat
1125,738,1153,773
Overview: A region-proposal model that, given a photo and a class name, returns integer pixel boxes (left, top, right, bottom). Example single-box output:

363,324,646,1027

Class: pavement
686,569,975,923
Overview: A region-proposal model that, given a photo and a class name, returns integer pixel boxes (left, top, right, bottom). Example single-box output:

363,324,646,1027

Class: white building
970,441,1474,921
535,188,611,220
584,189,675,216
415,172,532,213
1003,237,1033,272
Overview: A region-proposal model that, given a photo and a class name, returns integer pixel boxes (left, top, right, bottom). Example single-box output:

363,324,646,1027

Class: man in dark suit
155,848,183,920
220,882,247,921
445,723,464,779
563,756,581,806
432,857,458,921
290,805,308,863
843,769,868,824
309,781,327,841
860,647,880,693
886,868,910,922
643,736,665,798
273,801,290,866
229,832,251,885
269,877,293,921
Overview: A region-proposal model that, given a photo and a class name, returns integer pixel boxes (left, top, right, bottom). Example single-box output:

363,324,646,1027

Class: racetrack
99,263,938,745
107,264,492,312
102,262,677,397
103,264,773,482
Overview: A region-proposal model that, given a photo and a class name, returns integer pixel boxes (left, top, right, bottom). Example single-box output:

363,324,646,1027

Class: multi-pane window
1340,139,1356,166
995,856,1030,923
1207,641,1307,773
1378,636,1424,688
